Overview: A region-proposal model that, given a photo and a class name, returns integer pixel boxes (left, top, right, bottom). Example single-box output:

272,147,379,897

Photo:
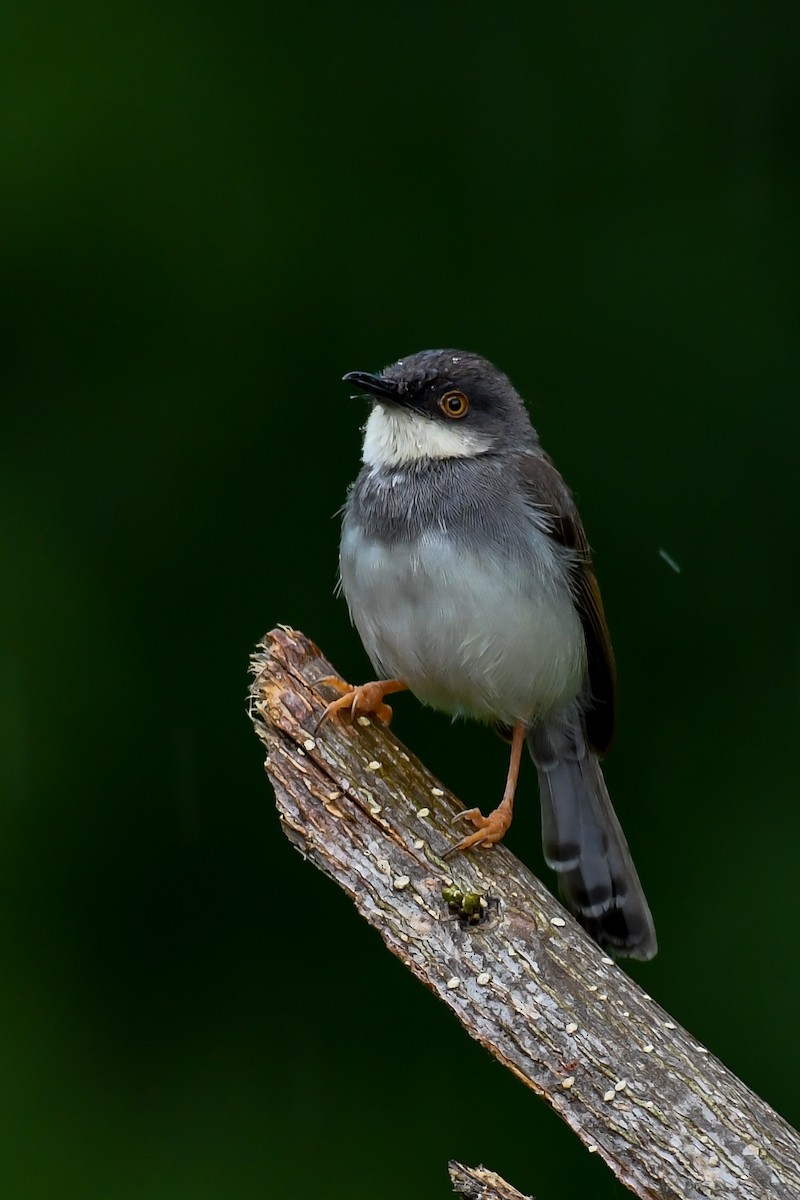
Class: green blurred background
2,2,798,1196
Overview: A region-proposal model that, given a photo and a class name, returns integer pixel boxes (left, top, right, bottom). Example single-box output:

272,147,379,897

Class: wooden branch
449,1160,533,1199
249,627,800,1200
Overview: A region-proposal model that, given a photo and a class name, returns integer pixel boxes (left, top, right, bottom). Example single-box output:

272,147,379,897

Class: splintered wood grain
449,1160,534,1200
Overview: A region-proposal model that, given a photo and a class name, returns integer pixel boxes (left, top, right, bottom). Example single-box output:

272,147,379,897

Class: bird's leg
450,719,526,852
316,676,407,727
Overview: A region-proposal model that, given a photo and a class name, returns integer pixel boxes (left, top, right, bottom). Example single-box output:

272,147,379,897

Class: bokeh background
2,2,798,1197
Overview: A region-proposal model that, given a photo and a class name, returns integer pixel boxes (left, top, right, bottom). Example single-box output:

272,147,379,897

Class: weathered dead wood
449,1160,533,1199
249,627,800,1200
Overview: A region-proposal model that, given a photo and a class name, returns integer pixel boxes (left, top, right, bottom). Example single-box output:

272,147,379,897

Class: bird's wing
516,451,616,755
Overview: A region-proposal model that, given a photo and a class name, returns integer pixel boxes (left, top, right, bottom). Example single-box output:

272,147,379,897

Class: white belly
340,527,586,725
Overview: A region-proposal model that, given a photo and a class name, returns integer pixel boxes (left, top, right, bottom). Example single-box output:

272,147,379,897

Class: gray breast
339,457,586,725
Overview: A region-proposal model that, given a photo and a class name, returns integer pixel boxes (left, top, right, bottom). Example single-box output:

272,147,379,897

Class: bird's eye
438,390,469,419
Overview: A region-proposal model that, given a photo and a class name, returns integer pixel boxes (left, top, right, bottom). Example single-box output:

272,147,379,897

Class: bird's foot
315,676,406,728
448,799,514,853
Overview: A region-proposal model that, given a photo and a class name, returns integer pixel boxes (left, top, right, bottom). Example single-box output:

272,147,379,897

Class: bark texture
448,1160,533,1199
249,627,800,1200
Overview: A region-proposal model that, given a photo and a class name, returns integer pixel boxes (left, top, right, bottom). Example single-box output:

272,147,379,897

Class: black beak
342,370,405,402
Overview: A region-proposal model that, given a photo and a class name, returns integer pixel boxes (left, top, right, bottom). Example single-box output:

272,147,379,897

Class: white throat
361,405,490,469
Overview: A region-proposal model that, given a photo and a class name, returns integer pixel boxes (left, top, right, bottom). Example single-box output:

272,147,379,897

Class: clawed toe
314,677,404,729
315,675,351,695
446,802,513,854
450,825,500,853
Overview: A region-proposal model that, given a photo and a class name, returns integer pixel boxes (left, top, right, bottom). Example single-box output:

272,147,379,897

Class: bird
320,348,657,960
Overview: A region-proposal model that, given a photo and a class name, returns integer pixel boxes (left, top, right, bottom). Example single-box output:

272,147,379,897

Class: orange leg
316,676,407,727
450,719,526,852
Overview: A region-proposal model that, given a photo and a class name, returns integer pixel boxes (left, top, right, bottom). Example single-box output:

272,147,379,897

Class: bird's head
343,349,536,469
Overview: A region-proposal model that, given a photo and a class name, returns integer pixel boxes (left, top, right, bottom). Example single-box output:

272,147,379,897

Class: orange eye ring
438,390,469,419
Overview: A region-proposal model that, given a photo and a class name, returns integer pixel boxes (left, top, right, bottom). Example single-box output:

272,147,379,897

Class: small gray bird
322,349,657,960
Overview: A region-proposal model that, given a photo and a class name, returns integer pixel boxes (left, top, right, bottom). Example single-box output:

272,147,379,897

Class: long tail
528,714,657,960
